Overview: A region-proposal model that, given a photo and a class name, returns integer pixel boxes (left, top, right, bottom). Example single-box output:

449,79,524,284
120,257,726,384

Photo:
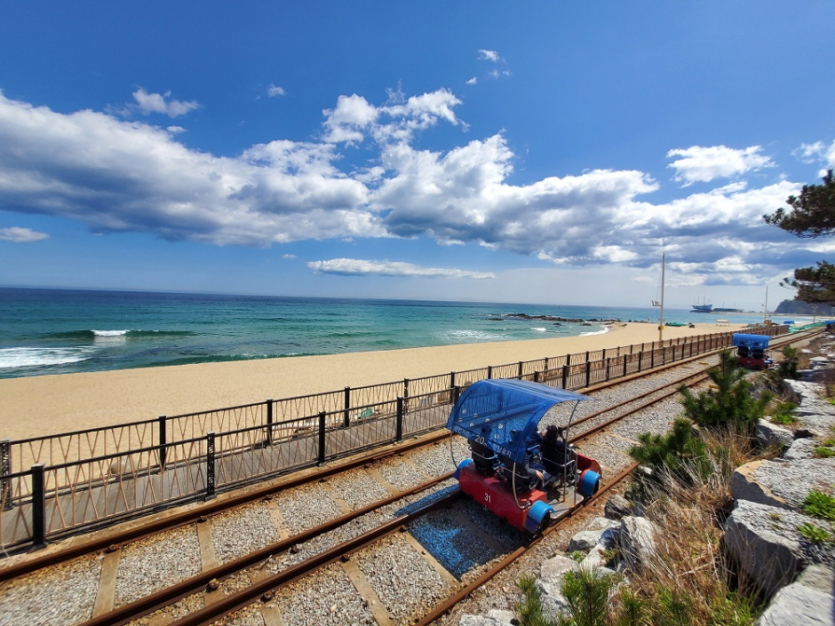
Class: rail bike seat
469,439,500,476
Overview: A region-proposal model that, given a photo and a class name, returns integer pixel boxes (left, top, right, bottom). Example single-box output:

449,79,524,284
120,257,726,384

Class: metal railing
0,325,786,551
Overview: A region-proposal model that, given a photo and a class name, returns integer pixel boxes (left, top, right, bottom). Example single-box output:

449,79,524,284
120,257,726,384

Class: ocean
0,287,775,379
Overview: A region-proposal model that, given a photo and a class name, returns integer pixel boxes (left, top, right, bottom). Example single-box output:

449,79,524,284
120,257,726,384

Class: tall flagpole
659,252,665,342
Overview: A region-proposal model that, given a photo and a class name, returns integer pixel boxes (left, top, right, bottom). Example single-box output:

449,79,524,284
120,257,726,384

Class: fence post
453,385,461,405
605,357,610,381
544,356,550,371
623,354,628,376
450,371,456,388
158,416,167,469
534,371,541,383
31,463,46,548
1,439,11,510
585,360,591,387
518,361,523,379
265,400,274,446
205,432,216,500
318,412,327,465
487,366,493,379
343,387,351,429
638,351,643,372
562,364,569,389
396,397,404,442
651,346,655,368
404,379,410,399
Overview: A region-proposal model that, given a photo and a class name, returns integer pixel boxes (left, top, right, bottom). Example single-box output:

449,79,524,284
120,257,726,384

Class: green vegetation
764,169,835,302
797,522,832,545
769,401,798,425
556,568,617,626
777,347,800,380
679,351,772,436
813,446,835,458
801,490,835,521
517,574,551,626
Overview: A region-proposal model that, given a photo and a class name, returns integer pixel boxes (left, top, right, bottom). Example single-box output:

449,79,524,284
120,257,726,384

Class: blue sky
1,2,834,310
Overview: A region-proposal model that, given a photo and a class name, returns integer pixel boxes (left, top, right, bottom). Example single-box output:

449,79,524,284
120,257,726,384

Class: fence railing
0,325,786,551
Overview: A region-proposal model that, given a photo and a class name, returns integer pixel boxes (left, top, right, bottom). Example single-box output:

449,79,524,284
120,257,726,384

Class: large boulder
619,516,657,570
731,458,835,510
723,500,814,597
536,555,578,621
756,420,795,451
755,565,835,626
784,438,819,461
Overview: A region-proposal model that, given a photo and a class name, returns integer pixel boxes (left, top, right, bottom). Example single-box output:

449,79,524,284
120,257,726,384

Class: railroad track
0,329,820,626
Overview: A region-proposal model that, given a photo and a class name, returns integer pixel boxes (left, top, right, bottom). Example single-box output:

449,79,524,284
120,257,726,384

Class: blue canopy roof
732,333,770,350
445,379,593,464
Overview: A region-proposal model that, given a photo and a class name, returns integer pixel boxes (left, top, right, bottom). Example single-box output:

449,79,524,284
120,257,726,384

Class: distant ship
713,307,743,313
692,303,713,313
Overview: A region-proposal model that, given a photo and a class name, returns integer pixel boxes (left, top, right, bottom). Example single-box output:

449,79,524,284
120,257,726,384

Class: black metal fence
0,325,786,551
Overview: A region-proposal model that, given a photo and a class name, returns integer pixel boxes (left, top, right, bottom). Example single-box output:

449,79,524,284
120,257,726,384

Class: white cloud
667,145,775,186
0,226,49,242
478,49,501,62
267,84,286,97
466,77,478,86
0,87,824,290
307,258,494,279
281,253,296,259
130,88,200,118
794,140,835,168
166,125,186,134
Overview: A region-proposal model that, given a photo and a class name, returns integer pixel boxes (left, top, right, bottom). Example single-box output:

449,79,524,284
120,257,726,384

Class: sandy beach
0,322,747,442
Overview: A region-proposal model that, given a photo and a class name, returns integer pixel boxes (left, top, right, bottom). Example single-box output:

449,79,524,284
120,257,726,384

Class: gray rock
568,529,607,552
587,516,621,532
619,516,656,569
731,458,835,510
460,615,513,626
757,420,795,450
604,495,632,520
580,544,609,570
723,500,806,597
537,555,577,622
487,609,516,624
755,565,835,626
784,438,818,461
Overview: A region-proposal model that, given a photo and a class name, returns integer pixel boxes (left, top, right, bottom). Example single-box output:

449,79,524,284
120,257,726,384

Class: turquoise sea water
0,288,775,379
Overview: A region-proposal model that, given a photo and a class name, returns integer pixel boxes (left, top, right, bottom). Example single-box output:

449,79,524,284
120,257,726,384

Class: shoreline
0,322,747,441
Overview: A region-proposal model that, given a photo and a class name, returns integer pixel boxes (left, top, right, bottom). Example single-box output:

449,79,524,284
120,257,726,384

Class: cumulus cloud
466,77,478,86
307,258,495,279
0,226,49,242
267,84,286,97
667,145,775,186
478,49,501,62
130,88,200,118
0,87,822,288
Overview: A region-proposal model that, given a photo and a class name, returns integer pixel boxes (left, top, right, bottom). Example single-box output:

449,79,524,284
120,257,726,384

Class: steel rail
414,462,640,626
166,491,463,626
78,472,455,626
1,330,814,590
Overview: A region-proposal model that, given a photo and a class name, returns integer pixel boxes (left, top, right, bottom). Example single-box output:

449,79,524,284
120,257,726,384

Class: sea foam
92,329,129,337
0,347,91,369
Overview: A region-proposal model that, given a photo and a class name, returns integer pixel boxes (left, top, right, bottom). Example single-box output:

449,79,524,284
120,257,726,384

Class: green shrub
517,574,551,626
802,490,835,521
628,418,711,488
778,346,800,380
813,447,835,458
557,568,617,626
679,351,772,436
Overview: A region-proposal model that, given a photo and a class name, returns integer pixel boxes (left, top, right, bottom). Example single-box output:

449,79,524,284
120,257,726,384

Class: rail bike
446,379,601,534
